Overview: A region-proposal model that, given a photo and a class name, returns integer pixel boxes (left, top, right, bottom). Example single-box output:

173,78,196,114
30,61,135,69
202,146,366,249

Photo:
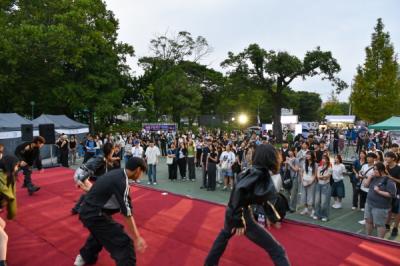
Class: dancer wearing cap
74,157,147,266
204,144,290,266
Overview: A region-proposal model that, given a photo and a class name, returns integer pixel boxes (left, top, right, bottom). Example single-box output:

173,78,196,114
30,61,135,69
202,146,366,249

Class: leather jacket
74,155,112,182
225,166,286,228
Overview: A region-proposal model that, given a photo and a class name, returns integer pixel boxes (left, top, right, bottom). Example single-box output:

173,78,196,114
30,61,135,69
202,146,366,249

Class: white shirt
360,163,375,192
317,166,333,185
219,151,236,166
145,146,160,165
332,163,346,182
132,146,143,158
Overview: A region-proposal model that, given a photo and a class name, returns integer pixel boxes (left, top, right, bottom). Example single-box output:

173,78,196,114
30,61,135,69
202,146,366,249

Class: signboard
281,108,293,116
300,122,319,131
281,115,298,124
142,123,177,132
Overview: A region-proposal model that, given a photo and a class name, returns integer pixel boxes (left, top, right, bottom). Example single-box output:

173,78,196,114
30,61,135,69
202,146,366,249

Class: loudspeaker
21,124,33,141
39,124,56,144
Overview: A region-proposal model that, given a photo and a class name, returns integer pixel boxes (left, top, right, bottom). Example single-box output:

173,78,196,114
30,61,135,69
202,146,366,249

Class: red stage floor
3,168,400,266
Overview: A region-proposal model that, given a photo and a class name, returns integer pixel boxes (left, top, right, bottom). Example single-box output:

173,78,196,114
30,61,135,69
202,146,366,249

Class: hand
20,161,27,167
374,185,380,193
135,237,147,253
231,227,245,236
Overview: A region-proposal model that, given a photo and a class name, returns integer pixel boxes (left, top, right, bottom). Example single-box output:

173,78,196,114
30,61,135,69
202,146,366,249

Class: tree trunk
272,92,283,143
89,111,95,134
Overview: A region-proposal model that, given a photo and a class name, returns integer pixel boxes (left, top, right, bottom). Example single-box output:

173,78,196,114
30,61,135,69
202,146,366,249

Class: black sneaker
385,224,391,231
28,185,40,196
71,208,79,215
391,227,398,237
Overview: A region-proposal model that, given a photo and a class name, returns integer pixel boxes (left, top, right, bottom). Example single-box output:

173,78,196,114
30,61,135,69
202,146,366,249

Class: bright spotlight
238,114,248,125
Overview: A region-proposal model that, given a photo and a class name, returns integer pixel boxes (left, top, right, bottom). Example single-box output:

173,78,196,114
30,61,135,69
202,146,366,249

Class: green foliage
287,90,323,121
0,0,134,131
351,18,400,123
319,101,349,118
221,44,346,141
154,67,202,125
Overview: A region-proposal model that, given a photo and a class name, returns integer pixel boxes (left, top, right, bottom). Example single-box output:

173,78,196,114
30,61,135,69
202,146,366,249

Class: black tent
32,114,89,134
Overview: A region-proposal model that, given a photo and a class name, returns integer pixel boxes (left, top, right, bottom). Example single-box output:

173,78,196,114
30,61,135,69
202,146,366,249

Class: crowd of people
0,126,399,265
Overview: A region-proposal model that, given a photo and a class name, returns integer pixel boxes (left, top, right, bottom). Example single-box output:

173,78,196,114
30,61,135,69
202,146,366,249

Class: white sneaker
312,215,318,220
310,210,315,217
300,209,309,215
336,203,342,209
153,182,157,185
351,207,357,210
136,180,141,183
74,254,85,266
358,219,366,225
147,182,151,185
360,208,365,212
321,218,328,222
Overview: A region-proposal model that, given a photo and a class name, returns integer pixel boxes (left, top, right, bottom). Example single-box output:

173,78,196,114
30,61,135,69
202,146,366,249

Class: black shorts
391,195,400,214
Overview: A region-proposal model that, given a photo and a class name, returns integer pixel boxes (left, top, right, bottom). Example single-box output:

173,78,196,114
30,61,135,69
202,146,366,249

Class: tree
134,31,219,122
153,67,202,125
288,90,322,121
351,18,400,122
222,44,347,142
0,0,134,131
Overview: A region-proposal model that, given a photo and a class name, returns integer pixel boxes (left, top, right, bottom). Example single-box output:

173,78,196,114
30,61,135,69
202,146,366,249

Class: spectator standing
145,140,160,185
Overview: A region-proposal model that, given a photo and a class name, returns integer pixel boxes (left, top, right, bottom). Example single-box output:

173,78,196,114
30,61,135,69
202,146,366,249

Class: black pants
205,207,290,266
178,158,187,179
187,157,196,180
161,143,167,156
196,150,202,167
60,151,69,167
79,215,136,266
333,140,339,154
168,162,177,180
73,194,86,212
21,165,33,187
207,163,217,190
202,164,208,188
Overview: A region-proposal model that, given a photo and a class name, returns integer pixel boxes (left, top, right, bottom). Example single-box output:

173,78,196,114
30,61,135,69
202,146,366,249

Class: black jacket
14,142,42,169
226,166,288,228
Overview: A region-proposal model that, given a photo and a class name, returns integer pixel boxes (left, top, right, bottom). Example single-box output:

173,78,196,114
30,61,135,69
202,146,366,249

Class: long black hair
305,151,316,174
0,155,19,187
252,144,281,174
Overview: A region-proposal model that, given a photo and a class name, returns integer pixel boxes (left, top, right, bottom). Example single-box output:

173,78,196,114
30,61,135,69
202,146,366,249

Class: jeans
124,155,132,165
147,164,157,183
21,165,33,187
204,207,290,266
301,182,316,207
207,162,217,190
314,183,331,219
178,158,187,179
289,175,299,211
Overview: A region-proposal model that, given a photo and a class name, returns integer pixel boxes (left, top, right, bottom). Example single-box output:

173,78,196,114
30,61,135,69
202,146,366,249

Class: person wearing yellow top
0,155,20,266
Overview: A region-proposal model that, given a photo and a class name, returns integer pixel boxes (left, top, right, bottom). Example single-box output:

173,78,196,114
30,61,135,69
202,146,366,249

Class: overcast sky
104,0,400,102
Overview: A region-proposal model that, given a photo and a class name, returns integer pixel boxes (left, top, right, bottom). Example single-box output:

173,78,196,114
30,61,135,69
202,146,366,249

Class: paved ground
61,155,399,243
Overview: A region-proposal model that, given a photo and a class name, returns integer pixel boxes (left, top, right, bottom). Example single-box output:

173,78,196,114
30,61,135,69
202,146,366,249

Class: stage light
238,114,248,125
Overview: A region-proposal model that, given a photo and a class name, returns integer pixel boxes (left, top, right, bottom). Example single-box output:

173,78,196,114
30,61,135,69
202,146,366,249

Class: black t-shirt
80,169,132,219
69,140,77,149
315,150,324,163
202,147,210,163
387,165,400,192
208,151,218,163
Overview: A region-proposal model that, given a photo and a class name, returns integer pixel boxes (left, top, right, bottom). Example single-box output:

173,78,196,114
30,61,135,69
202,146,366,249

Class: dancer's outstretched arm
124,216,147,253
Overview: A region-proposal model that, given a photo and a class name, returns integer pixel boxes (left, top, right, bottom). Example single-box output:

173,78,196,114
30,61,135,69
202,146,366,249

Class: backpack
282,168,293,190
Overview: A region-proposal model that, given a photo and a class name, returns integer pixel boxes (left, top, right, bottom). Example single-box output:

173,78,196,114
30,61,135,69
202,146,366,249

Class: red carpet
3,167,400,266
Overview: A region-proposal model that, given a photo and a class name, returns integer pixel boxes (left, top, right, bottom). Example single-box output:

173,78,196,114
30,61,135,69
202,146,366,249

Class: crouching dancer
204,144,290,266
72,143,116,214
74,157,147,266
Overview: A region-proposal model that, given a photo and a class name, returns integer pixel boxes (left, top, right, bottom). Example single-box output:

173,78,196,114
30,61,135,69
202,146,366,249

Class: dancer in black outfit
74,157,147,266
14,136,45,195
205,144,290,266
71,143,116,214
